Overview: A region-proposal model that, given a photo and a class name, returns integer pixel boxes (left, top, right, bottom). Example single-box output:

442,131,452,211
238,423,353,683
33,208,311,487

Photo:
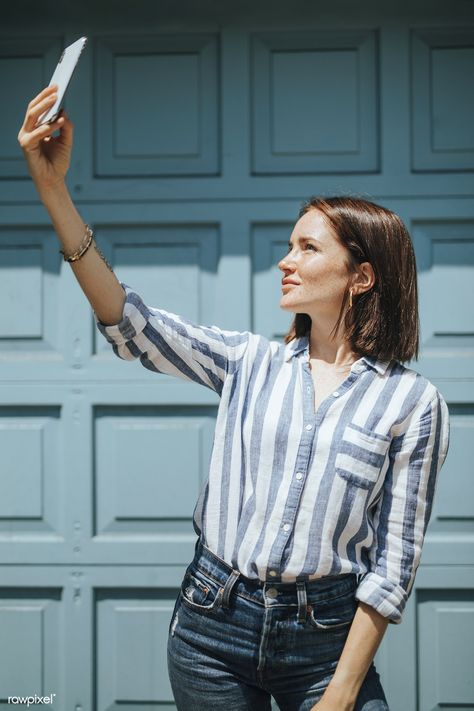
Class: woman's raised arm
18,84,126,326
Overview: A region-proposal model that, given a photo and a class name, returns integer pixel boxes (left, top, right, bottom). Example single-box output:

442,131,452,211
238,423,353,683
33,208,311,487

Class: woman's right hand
18,84,74,194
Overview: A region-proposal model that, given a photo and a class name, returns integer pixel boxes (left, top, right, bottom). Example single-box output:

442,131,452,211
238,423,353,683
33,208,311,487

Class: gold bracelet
60,224,94,262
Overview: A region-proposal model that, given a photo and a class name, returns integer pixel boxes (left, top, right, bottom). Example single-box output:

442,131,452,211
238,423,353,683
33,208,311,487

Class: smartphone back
38,36,88,125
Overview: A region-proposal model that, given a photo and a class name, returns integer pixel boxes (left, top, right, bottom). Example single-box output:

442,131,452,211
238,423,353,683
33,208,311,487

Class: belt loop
221,569,240,609
296,581,307,624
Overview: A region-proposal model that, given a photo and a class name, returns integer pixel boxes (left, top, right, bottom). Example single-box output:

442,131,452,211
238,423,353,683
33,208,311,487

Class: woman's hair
283,196,419,364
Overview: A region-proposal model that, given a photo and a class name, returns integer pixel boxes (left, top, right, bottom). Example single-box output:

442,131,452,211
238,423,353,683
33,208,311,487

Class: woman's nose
278,255,295,272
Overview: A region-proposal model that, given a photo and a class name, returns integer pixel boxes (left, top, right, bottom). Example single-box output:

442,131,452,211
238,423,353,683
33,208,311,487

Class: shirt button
306,386,311,393
295,472,303,480
333,391,340,397
305,424,312,431
283,523,290,532
269,570,277,577
267,587,278,598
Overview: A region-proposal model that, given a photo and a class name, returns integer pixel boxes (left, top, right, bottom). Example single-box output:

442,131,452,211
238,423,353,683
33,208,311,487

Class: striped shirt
95,282,450,625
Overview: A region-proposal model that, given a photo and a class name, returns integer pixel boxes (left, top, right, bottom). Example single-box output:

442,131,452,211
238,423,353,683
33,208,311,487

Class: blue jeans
167,538,390,711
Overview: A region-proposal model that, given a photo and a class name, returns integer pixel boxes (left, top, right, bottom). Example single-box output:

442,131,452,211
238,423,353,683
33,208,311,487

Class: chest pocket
335,423,391,489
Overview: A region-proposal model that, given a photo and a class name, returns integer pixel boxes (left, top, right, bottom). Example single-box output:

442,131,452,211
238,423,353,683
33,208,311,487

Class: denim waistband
190,537,359,621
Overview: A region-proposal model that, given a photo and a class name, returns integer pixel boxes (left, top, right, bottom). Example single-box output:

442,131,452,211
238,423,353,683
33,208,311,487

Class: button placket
266,349,366,582
267,357,317,579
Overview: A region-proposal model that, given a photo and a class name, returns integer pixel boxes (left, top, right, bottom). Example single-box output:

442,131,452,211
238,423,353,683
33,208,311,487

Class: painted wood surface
0,1,472,709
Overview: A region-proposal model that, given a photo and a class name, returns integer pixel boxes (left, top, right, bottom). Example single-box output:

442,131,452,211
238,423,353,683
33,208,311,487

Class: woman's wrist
37,179,68,206
324,678,359,706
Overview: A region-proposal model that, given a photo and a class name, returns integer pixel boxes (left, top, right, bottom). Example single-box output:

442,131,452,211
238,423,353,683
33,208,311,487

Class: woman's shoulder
387,361,450,457
387,359,448,411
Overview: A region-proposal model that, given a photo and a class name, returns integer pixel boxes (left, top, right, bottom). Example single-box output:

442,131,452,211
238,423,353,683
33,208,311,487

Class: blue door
0,2,473,709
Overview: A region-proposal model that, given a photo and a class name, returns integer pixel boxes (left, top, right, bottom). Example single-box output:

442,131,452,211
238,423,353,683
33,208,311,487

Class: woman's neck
308,332,359,370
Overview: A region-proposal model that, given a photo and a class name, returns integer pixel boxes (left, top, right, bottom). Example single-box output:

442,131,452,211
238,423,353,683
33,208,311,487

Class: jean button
267,588,278,599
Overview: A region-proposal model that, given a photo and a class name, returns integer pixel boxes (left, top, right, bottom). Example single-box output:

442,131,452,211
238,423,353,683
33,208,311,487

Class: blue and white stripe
95,282,450,624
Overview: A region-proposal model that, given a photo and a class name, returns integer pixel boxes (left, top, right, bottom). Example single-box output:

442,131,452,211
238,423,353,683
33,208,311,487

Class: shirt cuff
94,283,149,347
355,571,407,625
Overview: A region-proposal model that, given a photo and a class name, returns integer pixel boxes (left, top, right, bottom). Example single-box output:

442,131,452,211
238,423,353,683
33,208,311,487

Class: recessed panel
0,229,61,357
413,220,474,378
271,50,358,154
411,29,474,171
0,589,61,699
96,590,176,710
0,426,42,517
114,244,199,317
252,30,378,174
94,406,216,536
115,54,199,157
92,224,219,357
95,35,219,176
418,590,474,709
251,222,294,340
427,406,473,526
431,47,474,153
0,407,61,536
0,245,42,338
430,239,474,334
1,58,42,161
0,38,61,178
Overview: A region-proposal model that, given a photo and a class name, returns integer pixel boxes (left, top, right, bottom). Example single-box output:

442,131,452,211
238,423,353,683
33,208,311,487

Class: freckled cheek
301,272,346,298
301,267,333,286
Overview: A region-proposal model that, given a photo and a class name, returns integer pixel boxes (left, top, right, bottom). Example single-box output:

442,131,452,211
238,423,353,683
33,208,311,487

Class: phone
37,36,88,126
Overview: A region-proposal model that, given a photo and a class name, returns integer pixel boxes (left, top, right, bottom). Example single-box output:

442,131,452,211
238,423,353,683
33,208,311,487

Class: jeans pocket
179,568,222,613
308,594,357,631
168,591,181,637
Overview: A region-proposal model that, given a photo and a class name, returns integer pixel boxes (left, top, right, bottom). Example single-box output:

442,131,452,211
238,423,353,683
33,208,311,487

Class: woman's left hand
310,701,354,711
310,684,356,711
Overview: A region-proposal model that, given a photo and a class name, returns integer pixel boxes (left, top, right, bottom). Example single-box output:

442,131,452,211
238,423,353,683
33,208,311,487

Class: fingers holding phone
18,85,74,193
18,36,87,194
24,84,58,130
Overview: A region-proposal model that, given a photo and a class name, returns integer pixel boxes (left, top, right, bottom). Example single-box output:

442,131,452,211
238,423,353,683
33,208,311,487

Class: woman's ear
352,262,375,295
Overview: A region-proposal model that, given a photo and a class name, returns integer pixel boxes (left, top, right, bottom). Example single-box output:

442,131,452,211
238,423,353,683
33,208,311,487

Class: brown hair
283,196,419,364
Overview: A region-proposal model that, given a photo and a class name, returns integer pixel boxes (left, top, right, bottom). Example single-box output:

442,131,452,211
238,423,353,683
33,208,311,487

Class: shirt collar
283,336,391,375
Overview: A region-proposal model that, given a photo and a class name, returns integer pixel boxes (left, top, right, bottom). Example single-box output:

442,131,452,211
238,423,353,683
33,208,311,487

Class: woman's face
278,208,352,318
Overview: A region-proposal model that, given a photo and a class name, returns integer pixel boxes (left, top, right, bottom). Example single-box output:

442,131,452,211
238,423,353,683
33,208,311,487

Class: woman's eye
285,242,317,254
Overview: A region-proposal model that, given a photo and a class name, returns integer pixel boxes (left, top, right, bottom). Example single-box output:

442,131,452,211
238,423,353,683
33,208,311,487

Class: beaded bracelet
60,224,94,262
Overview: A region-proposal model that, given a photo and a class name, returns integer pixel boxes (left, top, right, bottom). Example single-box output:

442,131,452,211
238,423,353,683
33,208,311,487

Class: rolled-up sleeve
93,282,250,395
355,389,450,624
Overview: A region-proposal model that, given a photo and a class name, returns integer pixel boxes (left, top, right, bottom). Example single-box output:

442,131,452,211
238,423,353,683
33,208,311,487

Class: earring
349,289,353,309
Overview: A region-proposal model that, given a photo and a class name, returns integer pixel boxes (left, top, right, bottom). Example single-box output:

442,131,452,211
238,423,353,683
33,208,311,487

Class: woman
19,85,450,711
